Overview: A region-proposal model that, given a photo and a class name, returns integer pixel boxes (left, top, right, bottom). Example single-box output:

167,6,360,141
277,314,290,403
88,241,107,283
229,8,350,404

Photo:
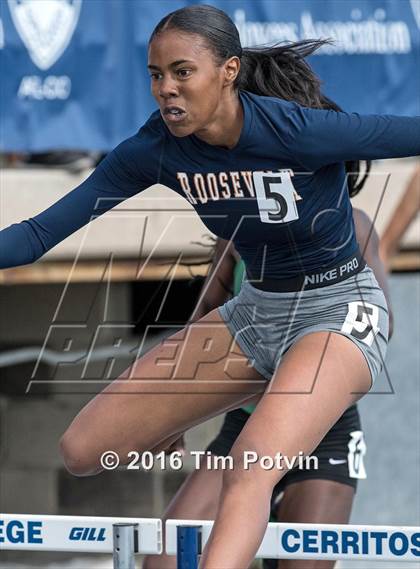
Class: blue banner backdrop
0,0,419,151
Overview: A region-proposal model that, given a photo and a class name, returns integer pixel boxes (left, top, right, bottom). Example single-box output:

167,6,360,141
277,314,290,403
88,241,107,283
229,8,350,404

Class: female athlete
142,204,392,569
0,5,418,568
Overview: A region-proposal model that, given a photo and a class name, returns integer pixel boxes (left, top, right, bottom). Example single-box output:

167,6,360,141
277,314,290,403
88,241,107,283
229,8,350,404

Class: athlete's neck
194,92,243,150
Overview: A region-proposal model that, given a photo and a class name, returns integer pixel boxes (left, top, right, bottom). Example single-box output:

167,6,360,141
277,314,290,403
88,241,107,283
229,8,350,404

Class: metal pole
113,523,139,569
177,525,202,569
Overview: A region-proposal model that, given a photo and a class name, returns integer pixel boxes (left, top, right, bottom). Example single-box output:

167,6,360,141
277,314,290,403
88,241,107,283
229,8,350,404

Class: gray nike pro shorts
218,266,389,388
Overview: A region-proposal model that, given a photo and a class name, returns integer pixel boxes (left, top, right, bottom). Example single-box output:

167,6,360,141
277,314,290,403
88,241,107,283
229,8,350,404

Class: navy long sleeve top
1,91,419,279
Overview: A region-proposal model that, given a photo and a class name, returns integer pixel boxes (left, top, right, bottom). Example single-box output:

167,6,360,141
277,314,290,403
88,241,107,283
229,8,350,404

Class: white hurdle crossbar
2,514,419,565
167,520,420,563
0,514,162,555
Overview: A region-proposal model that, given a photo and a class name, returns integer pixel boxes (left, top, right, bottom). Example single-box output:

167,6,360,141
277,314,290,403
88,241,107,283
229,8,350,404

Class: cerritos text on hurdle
100,450,319,471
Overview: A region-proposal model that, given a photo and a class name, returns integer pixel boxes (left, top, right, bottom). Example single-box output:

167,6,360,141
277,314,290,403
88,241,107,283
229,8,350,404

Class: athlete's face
148,31,236,137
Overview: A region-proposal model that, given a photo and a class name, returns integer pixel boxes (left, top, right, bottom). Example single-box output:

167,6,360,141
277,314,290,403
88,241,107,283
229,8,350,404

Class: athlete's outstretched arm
289,106,420,169
0,135,156,269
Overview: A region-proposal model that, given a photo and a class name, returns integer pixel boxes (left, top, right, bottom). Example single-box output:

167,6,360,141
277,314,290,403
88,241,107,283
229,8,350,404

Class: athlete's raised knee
59,430,101,477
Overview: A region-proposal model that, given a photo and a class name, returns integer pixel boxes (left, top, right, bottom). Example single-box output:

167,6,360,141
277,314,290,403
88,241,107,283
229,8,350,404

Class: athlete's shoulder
112,110,165,162
95,110,165,188
241,90,301,122
240,90,316,152
137,109,166,136
126,110,165,146
241,89,298,110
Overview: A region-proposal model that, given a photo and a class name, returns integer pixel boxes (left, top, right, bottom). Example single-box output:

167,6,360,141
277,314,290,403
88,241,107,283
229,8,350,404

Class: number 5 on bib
253,171,299,224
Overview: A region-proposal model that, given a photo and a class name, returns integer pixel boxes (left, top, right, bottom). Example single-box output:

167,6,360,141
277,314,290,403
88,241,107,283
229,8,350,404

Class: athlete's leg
269,479,354,569
143,457,224,569
199,331,371,569
144,408,254,568
59,309,266,476
148,393,261,456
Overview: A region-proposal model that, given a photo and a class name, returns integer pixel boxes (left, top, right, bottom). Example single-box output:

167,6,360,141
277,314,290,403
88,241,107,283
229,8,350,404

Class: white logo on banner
8,0,82,70
410,0,420,30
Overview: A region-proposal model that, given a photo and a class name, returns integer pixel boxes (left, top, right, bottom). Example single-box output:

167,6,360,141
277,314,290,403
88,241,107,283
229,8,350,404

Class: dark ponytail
150,5,370,196
237,40,326,108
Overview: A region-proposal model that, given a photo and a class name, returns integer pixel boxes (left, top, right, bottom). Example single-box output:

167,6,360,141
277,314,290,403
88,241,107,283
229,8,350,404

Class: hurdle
1,514,419,567
0,514,162,569
167,520,420,566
